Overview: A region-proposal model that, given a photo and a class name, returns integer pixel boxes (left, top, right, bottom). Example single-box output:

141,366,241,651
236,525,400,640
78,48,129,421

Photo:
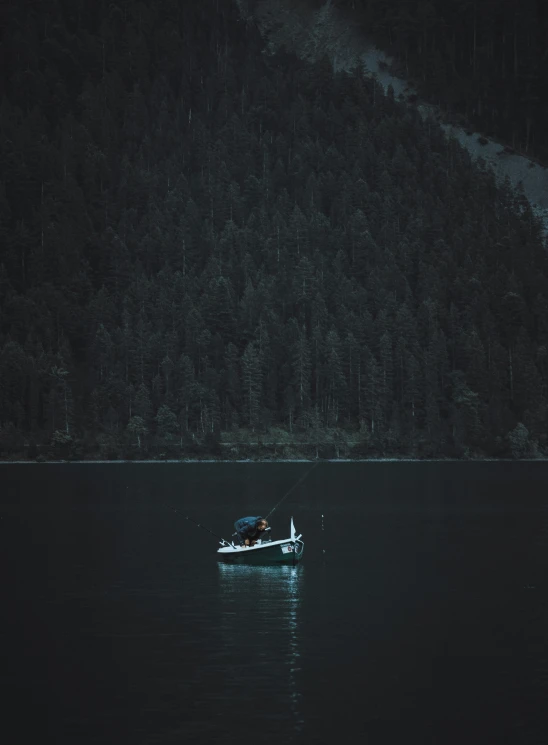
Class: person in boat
233,516,269,546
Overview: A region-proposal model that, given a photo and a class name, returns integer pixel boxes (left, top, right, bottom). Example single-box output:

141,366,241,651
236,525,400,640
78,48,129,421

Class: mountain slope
1,0,548,462
239,0,548,233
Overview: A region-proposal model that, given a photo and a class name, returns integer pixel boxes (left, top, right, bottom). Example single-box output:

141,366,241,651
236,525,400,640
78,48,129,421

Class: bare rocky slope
237,0,548,234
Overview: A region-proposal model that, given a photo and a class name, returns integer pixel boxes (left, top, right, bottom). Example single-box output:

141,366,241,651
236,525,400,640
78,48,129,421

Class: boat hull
217,540,304,565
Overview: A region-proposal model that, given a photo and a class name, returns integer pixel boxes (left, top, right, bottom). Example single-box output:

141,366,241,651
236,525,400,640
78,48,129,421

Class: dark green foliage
0,0,547,459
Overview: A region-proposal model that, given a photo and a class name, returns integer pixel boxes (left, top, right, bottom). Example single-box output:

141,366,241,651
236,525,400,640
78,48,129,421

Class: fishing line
163,503,231,545
165,460,319,546
265,461,319,520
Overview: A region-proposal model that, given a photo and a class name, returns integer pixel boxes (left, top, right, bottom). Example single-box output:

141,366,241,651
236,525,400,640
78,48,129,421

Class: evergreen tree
0,0,547,460
127,416,148,450
241,341,262,432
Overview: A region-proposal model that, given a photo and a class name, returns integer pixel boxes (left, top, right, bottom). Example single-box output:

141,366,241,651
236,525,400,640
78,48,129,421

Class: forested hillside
1,0,547,460
320,0,548,163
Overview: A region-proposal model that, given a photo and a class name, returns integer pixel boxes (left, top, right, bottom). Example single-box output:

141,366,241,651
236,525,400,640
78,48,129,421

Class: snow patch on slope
238,0,548,234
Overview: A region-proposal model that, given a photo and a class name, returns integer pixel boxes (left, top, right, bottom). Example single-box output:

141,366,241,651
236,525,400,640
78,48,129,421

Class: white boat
217,517,304,565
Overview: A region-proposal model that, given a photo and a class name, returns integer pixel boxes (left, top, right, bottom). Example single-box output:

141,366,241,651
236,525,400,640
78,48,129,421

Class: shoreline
0,457,545,464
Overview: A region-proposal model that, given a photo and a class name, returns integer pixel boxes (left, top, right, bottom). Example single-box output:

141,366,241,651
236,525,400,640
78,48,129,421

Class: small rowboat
217,517,304,565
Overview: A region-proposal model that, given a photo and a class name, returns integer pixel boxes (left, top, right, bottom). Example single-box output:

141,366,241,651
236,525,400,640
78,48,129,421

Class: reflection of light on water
217,564,304,736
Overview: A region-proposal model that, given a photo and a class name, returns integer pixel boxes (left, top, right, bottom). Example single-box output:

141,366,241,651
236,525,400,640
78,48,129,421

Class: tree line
0,0,547,460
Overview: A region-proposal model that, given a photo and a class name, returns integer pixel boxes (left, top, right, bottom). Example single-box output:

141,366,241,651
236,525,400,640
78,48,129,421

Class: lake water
2,462,548,744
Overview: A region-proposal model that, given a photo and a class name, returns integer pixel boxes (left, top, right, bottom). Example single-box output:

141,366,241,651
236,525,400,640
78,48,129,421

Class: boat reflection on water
217,563,304,739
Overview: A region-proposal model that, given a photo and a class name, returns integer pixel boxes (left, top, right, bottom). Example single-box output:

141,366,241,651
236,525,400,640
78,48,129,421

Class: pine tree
134,383,153,425
324,328,346,425
155,404,179,450
177,353,198,434
127,415,147,449
241,341,263,432
291,324,312,424
49,365,74,438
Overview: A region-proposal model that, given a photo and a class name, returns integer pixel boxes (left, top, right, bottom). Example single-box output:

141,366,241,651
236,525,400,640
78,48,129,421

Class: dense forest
1,0,548,461
315,0,548,163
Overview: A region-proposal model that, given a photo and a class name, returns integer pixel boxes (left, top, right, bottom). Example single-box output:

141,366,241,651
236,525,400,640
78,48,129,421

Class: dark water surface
2,462,548,744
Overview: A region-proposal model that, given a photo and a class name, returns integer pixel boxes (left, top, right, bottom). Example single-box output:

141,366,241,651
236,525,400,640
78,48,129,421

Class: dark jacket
234,516,265,542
